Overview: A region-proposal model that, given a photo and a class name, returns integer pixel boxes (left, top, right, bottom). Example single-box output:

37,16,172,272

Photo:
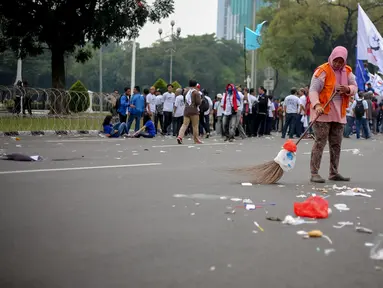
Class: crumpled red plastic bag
294,196,329,219
283,139,297,153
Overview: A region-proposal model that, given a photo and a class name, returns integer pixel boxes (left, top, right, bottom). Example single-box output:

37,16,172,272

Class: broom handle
295,90,338,146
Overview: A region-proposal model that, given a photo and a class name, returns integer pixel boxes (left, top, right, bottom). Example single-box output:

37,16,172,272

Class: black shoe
329,174,350,182
310,174,326,183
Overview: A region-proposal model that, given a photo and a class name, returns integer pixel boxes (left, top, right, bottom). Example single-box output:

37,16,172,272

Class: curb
0,130,101,137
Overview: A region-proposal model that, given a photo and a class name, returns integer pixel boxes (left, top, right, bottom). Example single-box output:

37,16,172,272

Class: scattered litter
282,215,318,225
243,199,253,204
172,205,176,208
333,221,354,229
132,153,139,156
11,137,21,141
299,230,333,244
365,242,374,247
190,212,195,216
245,204,256,210
316,247,321,252
16,144,22,148
195,203,200,206
220,196,228,200
227,217,233,221
230,198,242,202
225,210,236,215
188,146,194,148
115,157,121,160
324,249,336,255
297,230,308,236
241,182,253,186
308,230,323,237
296,195,307,198
116,144,120,146
334,203,350,211
1,153,42,162
352,149,361,155
252,230,258,234
209,266,216,271
356,226,373,234
375,208,381,210
375,266,383,271
144,149,149,151
227,264,232,268
294,196,329,219
370,234,383,260
160,150,167,153
253,221,264,232
173,194,227,200
266,216,282,222
236,150,242,152
336,190,371,198
278,185,285,188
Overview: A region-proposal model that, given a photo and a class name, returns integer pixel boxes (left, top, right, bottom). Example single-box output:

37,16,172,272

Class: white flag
372,73,383,96
357,4,383,72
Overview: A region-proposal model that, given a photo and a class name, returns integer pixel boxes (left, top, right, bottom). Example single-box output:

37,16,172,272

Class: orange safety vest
313,63,352,118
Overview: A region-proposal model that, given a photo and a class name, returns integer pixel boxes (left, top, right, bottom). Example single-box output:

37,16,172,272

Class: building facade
216,0,267,44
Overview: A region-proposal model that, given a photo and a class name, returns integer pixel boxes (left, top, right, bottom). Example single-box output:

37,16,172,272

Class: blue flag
356,59,369,91
245,21,266,51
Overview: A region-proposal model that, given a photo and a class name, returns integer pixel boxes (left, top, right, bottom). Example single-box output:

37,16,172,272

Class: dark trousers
154,113,164,134
163,111,173,135
13,97,21,114
23,96,32,115
118,113,127,123
243,114,253,136
265,117,273,135
127,113,142,132
174,116,183,136
254,113,267,136
251,112,258,136
199,113,210,135
282,113,297,138
344,116,354,137
355,118,370,139
295,114,303,137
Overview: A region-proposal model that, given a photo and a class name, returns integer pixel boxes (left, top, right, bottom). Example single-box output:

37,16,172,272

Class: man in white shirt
248,88,258,136
162,84,175,135
295,88,307,137
154,89,164,135
266,96,275,135
214,93,224,136
222,85,240,142
146,86,157,121
235,86,247,139
282,88,300,139
352,93,370,139
173,88,185,136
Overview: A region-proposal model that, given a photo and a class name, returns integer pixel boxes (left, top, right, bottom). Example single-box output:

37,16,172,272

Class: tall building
216,0,268,44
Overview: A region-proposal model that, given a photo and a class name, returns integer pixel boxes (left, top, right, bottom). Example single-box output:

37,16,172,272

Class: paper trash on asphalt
334,203,350,211
282,215,318,226
336,190,371,198
241,182,253,186
1,153,42,161
370,234,383,260
333,221,353,229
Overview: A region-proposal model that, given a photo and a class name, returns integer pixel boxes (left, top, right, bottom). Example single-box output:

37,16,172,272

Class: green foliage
171,81,181,92
68,80,90,113
0,0,174,89
259,0,383,75
153,78,168,93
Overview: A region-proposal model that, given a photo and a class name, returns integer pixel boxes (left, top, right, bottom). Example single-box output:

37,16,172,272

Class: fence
0,85,115,133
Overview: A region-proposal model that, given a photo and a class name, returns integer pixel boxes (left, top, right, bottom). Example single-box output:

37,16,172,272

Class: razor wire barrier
0,86,115,133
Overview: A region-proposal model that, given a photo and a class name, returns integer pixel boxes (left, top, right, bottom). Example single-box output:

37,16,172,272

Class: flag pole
244,25,247,86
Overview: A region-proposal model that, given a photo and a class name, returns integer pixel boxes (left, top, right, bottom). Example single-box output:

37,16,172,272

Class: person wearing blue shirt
126,86,145,132
131,118,156,138
102,115,128,137
117,87,130,122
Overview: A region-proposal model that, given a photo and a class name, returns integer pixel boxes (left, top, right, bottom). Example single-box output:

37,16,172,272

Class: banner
357,4,383,72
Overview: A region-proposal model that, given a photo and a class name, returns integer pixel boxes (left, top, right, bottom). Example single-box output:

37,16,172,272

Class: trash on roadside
333,221,354,229
278,185,285,188
334,203,350,211
294,196,329,219
336,190,371,198
1,153,42,162
209,266,216,271
160,150,167,153
253,221,264,232
245,204,256,210
324,248,336,255
296,230,332,244
365,242,374,247
308,230,323,237
266,216,282,222
282,215,318,225
370,234,383,260
241,182,253,186
11,137,21,141
230,198,242,202
296,194,307,198
356,226,373,234
225,210,236,215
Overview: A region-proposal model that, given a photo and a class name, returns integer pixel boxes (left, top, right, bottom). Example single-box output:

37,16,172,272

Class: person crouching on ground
102,115,128,138
130,117,157,138
309,46,357,183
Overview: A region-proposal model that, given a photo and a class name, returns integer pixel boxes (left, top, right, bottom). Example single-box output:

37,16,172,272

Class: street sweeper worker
308,46,357,183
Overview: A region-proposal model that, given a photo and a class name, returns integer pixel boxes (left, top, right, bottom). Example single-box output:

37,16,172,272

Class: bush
68,80,90,113
153,78,168,94
171,81,182,92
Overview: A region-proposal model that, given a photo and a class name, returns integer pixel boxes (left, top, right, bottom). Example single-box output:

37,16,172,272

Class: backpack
257,95,268,114
200,96,209,113
115,95,123,110
354,100,365,119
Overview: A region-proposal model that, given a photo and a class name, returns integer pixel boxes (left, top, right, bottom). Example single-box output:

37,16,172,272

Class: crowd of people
102,79,383,143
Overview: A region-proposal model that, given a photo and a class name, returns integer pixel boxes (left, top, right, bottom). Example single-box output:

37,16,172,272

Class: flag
356,59,370,91
357,4,383,72
245,21,267,51
372,73,383,95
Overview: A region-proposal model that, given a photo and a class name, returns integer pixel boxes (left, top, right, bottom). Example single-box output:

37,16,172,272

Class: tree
0,0,174,102
68,80,90,113
259,0,383,77
153,78,168,93
171,81,181,92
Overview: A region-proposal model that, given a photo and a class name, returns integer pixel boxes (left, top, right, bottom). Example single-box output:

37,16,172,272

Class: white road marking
0,163,162,175
152,143,234,148
303,148,360,155
45,139,126,143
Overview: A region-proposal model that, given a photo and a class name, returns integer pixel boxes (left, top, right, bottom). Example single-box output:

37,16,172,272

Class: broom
247,90,338,184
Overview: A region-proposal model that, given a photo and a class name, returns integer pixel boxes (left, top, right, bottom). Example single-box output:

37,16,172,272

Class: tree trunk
50,48,69,114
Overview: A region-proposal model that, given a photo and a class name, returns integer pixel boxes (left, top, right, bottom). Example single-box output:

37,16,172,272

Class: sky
136,0,218,47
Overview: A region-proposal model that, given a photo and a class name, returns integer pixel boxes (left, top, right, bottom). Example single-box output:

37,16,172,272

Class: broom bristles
239,160,284,184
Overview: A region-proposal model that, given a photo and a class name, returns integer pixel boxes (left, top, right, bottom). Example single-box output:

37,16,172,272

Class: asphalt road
1,134,382,288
